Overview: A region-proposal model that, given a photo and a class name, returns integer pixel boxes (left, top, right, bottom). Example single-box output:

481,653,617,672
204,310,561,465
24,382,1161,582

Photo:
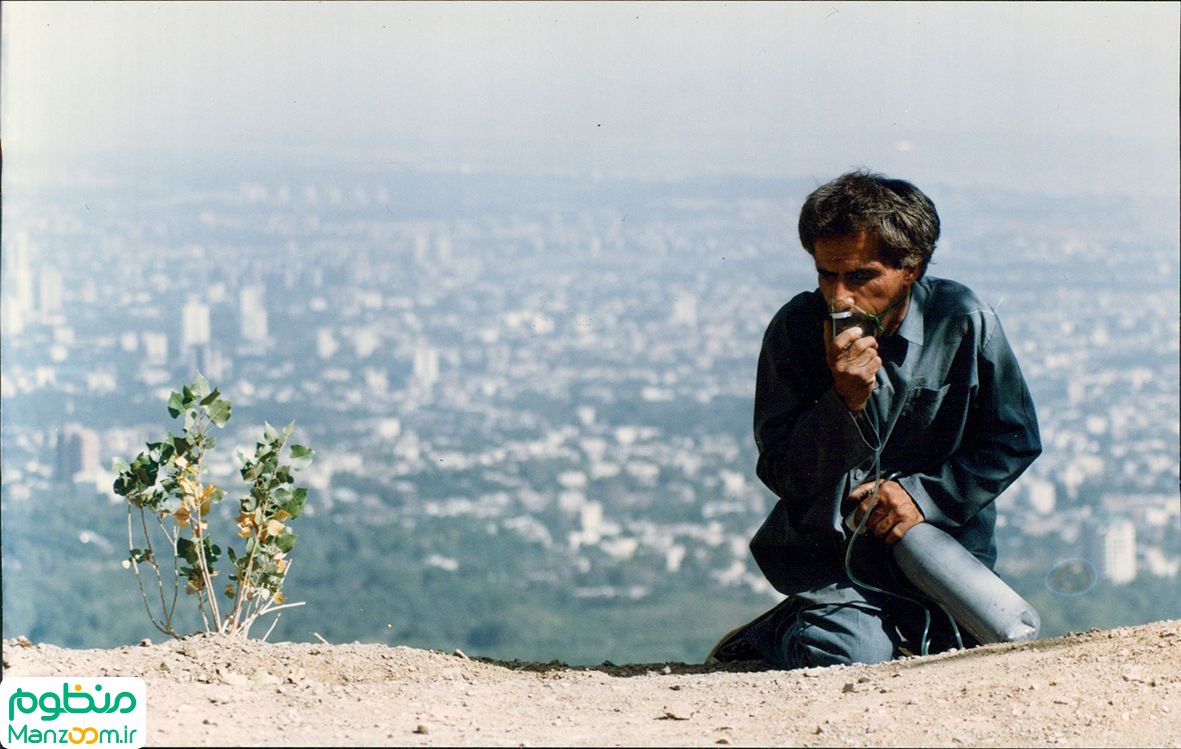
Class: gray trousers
742,582,964,669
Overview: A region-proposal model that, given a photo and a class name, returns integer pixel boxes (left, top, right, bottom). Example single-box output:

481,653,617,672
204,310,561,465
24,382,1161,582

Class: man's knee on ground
788,602,898,668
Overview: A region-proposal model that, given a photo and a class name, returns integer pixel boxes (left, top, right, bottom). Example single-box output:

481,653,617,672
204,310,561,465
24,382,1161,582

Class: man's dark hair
798,170,940,274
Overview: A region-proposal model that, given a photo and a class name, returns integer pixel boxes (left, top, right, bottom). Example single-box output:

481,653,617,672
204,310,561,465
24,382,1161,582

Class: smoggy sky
3,2,1178,194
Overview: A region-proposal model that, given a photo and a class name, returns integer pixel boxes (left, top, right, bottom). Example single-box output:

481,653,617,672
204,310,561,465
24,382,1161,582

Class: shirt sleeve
753,312,876,507
898,313,1042,528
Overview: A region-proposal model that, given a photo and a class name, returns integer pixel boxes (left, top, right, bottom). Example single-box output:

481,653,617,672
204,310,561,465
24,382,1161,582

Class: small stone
223,672,250,687
842,682,856,693
16,636,33,648
661,665,672,675
453,649,469,660
716,740,730,745
661,704,692,721
814,725,825,735
857,676,871,684
414,724,430,735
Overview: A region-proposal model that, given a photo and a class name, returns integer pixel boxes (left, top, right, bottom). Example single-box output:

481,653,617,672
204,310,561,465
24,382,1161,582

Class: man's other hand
849,480,923,544
823,318,881,414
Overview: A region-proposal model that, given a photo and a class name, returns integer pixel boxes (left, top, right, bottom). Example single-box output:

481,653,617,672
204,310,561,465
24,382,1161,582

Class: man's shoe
705,624,764,664
705,598,795,665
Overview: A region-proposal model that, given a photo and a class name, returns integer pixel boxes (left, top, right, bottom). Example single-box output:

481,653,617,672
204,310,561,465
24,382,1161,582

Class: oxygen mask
829,291,911,339
829,297,881,339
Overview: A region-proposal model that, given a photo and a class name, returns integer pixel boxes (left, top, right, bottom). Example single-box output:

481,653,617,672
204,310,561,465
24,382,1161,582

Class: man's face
814,231,920,337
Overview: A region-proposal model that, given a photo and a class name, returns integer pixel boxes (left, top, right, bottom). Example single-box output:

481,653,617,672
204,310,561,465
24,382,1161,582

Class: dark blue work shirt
749,276,1042,596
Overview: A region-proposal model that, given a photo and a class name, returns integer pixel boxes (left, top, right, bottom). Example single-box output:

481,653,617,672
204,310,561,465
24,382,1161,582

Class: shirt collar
894,277,928,346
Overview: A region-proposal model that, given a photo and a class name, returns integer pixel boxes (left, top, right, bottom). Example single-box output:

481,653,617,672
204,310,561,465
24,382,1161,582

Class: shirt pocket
898,383,952,424
888,383,957,459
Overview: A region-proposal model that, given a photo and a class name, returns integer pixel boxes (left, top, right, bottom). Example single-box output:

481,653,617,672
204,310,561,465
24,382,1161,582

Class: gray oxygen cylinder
892,522,1040,644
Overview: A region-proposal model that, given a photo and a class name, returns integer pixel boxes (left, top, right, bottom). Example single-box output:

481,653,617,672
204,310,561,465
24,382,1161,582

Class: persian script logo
0,678,145,749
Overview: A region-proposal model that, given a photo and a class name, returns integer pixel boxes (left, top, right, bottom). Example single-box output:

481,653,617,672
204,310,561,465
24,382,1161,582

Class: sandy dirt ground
3,619,1179,747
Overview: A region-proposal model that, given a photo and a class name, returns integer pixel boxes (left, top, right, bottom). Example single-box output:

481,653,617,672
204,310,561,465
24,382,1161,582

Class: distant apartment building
142,332,170,367
1087,516,1137,585
239,284,269,342
38,266,64,316
413,344,440,389
181,299,211,349
53,425,100,482
2,232,35,336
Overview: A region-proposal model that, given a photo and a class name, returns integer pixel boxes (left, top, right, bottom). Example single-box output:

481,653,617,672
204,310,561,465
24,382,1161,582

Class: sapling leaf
275,531,296,554
243,462,264,482
289,444,314,470
283,488,308,518
206,399,232,427
167,391,184,418
192,374,211,399
200,387,221,406
175,537,198,564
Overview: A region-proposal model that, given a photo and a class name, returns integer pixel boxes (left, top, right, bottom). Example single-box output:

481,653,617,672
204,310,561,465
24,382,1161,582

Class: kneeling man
711,171,1041,668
